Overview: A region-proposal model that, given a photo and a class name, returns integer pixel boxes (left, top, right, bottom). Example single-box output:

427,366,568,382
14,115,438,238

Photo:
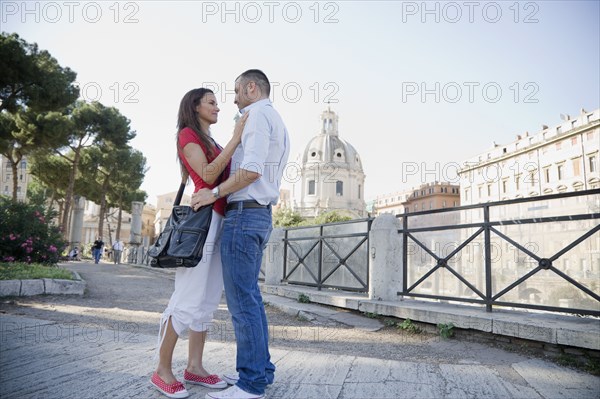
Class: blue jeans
221,206,275,395
93,248,101,263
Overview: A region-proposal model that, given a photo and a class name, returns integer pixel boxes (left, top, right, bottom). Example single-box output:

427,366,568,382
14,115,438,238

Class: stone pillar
129,201,143,263
130,201,143,245
69,196,86,251
264,228,285,285
368,214,403,301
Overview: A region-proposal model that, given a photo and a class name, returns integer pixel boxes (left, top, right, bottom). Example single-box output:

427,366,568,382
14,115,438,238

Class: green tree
28,150,71,214
0,33,79,201
107,149,147,240
78,145,146,240
310,211,352,225
51,101,135,236
273,207,304,227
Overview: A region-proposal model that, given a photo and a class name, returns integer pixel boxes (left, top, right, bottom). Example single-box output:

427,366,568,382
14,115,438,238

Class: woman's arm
181,113,248,185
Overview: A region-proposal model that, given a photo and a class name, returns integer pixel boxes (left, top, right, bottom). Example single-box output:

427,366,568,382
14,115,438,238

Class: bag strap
173,169,189,206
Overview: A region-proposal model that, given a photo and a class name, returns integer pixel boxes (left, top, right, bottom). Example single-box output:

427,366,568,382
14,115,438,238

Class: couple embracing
151,69,290,399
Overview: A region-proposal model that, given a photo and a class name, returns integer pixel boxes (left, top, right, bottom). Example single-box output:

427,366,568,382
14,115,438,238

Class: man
192,69,290,399
112,239,124,264
92,237,104,264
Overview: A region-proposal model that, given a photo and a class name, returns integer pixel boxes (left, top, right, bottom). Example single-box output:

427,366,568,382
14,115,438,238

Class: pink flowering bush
0,197,66,264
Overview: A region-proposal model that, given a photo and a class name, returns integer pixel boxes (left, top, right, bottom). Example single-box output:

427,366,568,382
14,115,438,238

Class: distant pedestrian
92,237,104,264
68,246,79,261
112,239,124,264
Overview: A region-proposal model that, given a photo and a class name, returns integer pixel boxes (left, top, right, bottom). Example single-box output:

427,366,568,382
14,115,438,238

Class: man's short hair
237,69,271,97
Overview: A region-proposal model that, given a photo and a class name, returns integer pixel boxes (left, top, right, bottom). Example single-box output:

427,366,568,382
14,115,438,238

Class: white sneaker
222,373,239,385
205,385,264,399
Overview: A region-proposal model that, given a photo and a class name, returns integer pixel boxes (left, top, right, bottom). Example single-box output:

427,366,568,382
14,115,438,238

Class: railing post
317,225,323,290
264,228,285,285
369,214,403,301
402,214,408,295
282,229,288,281
484,205,492,312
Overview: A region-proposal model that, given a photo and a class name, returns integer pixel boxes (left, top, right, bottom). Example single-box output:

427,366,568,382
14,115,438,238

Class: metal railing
282,218,373,292
398,189,600,316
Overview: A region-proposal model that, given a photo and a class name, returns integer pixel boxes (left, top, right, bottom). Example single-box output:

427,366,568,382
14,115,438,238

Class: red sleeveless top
177,127,229,216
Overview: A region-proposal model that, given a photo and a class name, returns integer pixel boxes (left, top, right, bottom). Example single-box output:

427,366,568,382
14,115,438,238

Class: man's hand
192,188,217,210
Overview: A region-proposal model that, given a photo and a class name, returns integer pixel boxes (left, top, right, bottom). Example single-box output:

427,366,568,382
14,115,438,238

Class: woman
151,88,248,399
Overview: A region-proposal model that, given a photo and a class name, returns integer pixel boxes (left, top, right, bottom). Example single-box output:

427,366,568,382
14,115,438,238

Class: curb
261,284,600,351
0,270,86,297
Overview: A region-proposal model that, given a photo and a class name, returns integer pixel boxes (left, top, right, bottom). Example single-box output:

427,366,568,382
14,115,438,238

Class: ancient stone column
129,201,143,263
69,196,86,252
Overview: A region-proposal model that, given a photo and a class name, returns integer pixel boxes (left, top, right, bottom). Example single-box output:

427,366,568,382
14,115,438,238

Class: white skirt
157,210,224,342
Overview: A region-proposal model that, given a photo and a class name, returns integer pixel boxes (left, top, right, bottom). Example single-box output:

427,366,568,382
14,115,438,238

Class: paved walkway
0,261,598,399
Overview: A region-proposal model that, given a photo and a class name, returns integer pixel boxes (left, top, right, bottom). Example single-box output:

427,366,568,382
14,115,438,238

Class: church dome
301,108,363,172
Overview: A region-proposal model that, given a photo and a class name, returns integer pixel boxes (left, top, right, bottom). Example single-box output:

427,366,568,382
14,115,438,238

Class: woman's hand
232,112,249,144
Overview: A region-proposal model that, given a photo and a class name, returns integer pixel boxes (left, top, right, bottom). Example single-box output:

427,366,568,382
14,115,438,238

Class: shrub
397,318,422,334
0,196,67,264
298,293,311,303
438,322,455,339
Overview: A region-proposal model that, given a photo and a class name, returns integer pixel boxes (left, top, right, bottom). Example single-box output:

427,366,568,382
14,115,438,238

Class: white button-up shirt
228,98,290,205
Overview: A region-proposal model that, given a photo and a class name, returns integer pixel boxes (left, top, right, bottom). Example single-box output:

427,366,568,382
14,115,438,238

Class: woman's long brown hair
176,88,215,175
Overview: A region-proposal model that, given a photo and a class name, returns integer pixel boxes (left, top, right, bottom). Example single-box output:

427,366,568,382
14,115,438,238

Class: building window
571,137,578,146
515,174,521,190
429,201,433,209
442,200,446,208
557,164,564,180
589,155,597,172
529,170,536,187
336,181,343,196
557,126,562,134
556,141,561,150
502,179,508,193
20,160,26,169
487,184,492,196
358,184,361,199
544,167,550,183
464,188,470,201
308,180,315,195
587,131,595,141
572,157,581,176
478,186,482,198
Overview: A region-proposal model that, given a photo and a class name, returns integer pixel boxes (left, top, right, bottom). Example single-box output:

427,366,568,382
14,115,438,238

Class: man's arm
191,168,260,210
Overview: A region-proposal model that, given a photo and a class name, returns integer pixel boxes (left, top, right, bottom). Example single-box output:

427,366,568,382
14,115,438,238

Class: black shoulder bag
148,172,213,268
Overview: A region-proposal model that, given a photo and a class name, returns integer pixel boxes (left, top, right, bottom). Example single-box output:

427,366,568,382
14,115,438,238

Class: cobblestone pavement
0,261,598,398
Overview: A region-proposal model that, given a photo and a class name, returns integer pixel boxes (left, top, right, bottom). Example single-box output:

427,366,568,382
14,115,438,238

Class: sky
2,0,599,206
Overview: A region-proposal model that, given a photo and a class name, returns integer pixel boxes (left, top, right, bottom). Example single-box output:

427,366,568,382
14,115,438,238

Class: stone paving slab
1,314,599,399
